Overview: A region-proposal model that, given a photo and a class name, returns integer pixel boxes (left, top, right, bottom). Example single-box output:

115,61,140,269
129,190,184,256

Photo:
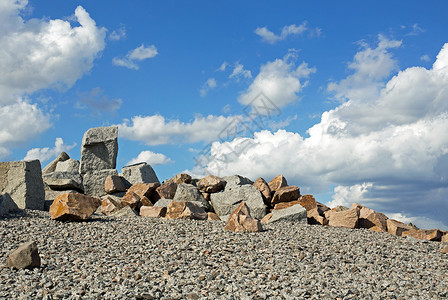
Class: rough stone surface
222,175,253,189
109,206,137,217
253,177,271,205
0,160,45,210
83,169,118,197
402,229,443,241
140,206,166,218
100,196,123,216
442,232,448,242
224,202,262,232
167,173,192,184
55,159,80,173
127,183,160,199
210,184,266,219
121,192,143,210
271,185,300,205
351,203,388,231
42,152,70,174
173,183,210,210
267,204,307,224
197,175,226,193
104,175,126,194
155,182,177,199
44,190,77,211
5,241,40,269
268,175,288,193
165,201,207,220
79,126,118,174
327,208,360,228
0,193,19,216
297,195,317,211
49,193,101,221
154,199,173,208
387,219,414,237
121,163,159,187
42,172,83,192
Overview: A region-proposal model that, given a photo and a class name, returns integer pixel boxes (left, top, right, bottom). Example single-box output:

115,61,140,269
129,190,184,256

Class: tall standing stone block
0,160,45,210
79,126,118,174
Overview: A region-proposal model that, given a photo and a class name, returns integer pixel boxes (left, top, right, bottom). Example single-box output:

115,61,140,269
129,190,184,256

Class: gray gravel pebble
1,210,447,299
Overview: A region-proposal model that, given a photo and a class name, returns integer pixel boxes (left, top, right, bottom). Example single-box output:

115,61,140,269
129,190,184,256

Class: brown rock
206,212,221,221
224,201,262,232
327,208,360,228
49,193,101,221
440,245,448,254
307,207,327,225
128,182,160,199
316,202,331,214
156,182,178,199
104,175,126,194
387,219,414,237
202,192,210,202
268,175,288,192
122,182,160,208
369,226,386,233
350,203,388,231
273,200,301,210
121,192,141,210
140,206,166,218
298,195,317,211
5,241,41,269
442,232,448,242
197,175,226,193
168,173,192,184
402,229,443,241
165,201,208,220
260,213,273,224
253,177,272,205
101,196,122,216
271,186,300,205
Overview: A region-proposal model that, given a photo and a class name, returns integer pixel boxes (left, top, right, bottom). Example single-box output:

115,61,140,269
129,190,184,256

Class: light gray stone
55,159,80,173
42,152,70,174
268,205,307,223
79,126,118,174
154,198,173,208
173,183,210,211
83,169,118,197
121,162,159,186
0,193,19,216
222,175,253,190
210,185,266,219
42,172,83,192
0,160,45,210
110,205,138,217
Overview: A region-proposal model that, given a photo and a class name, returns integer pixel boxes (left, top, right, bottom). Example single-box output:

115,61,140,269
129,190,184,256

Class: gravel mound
1,210,447,299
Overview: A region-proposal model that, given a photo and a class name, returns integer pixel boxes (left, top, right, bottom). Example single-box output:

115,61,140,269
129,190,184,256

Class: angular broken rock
268,175,288,193
121,162,159,186
42,172,83,192
327,207,360,228
387,219,414,237
101,196,123,216
167,173,192,184
165,201,208,220
104,175,126,194
49,193,101,221
173,183,210,210
140,206,167,218
295,195,327,225
222,175,253,189
127,182,160,199
224,201,262,233
121,192,143,210
0,160,45,210
253,177,271,205
271,185,300,206
369,226,386,233
351,203,388,231
0,193,19,216
402,229,443,241
44,190,77,211
79,126,118,174
297,195,317,211
441,245,448,254
210,184,266,220
265,204,307,224
155,182,178,199
42,152,70,174
197,175,226,193
206,212,221,221
154,198,173,208
5,241,41,269
442,232,448,242
83,169,118,197
110,206,137,217
55,159,80,173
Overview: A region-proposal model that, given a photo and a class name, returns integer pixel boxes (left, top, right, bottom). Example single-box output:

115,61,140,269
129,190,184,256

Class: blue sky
1,0,448,229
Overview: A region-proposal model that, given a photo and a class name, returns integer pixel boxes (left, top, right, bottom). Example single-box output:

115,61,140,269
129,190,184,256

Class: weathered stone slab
5,241,41,269
121,162,159,186
165,201,208,220
387,219,414,237
104,175,126,194
351,203,388,231
0,160,45,210
173,183,210,210
271,185,300,205
253,177,271,205
155,182,177,199
42,172,83,192
327,208,360,228
83,169,118,197
268,175,287,193
55,159,80,173
266,204,307,224
140,206,167,218
222,175,253,189
79,126,118,174
42,152,70,174
197,175,226,193
224,201,262,232
166,173,192,184
101,196,123,216
49,193,101,221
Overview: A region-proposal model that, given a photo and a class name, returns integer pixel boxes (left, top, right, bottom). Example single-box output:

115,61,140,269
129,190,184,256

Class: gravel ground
0,210,447,299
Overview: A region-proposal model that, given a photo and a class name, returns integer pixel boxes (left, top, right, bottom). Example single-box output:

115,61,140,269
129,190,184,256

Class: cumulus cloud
229,62,252,80
109,24,126,41
0,2,106,104
238,52,316,109
200,78,217,97
23,138,77,163
255,22,321,44
112,44,158,70
118,114,243,146
127,150,173,166
191,40,448,230
76,87,122,113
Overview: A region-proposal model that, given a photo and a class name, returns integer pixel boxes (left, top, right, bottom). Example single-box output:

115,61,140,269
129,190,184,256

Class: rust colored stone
273,200,301,210
298,195,317,211
140,206,166,218
167,173,192,184
156,182,178,199
101,196,122,216
402,229,443,241
165,201,207,220
206,212,221,221
267,175,288,193
440,245,448,254
253,177,272,205
369,226,386,233
387,219,413,237
350,203,388,231
197,175,226,193
442,232,448,242
49,193,101,221
327,208,360,228
271,186,300,206
121,192,141,209
260,213,273,224
104,175,126,194
224,201,262,232
127,182,160,199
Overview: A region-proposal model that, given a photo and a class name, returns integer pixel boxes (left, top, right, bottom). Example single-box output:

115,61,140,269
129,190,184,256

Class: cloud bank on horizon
0,0,447,230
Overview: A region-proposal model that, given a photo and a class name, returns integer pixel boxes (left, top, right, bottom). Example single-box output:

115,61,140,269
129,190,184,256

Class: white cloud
407,23,425,36
112,44,158,70
238,52,316,109
229,62,252,80
0,3,106,104
23,138,77,163
118,114,243,146
200,78,217,97
217,62,228,72
191,41,448,230
127,150,173,166
76,87,122,113
255,22,319,44
420,54,430,62
109,24,126,41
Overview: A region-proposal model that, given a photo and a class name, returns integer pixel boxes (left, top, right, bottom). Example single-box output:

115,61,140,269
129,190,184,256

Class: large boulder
155,182,178,199
351,203,388,231
121,162,159,186
210,184,266,219
42,152,70,174
387,219,414,237
5,241,41,269
173,183,210,210
224,201,262,233
140,206,167,218
100,196,123,216
197,175,226,193
326,207,360,228
268,175,287,193
83,169,118,197
402,229,443,241
253,177,271,205
49,193,101,221
42,172,83,192
79,126,118,174
271,186,300,206
265,204,307,224
0,160,45,210
0,193,19,216
55,159,80,173
166,173,192,184
165,201,208,220
104,175,126,194
222,175,253,189
44,190,77,211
